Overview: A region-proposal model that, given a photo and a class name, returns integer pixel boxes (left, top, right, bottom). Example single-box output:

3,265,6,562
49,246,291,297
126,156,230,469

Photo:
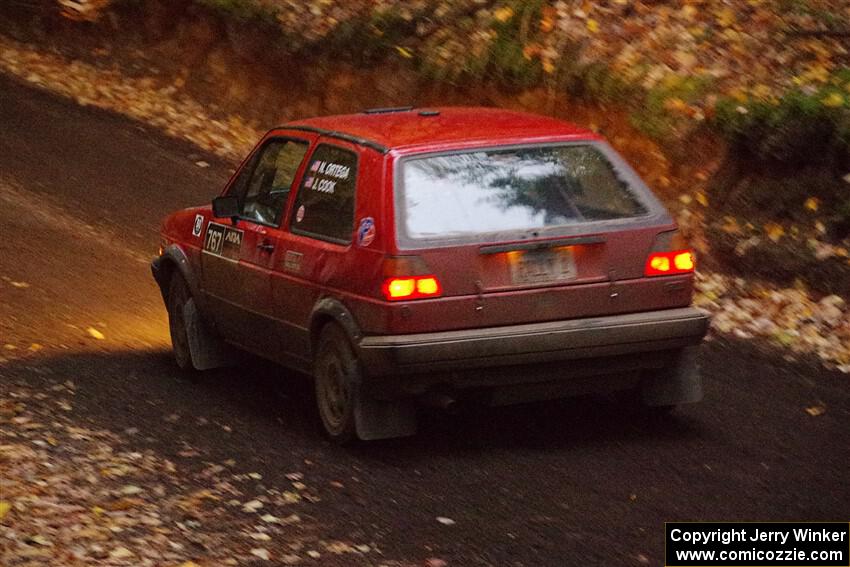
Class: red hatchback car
152,107,709,443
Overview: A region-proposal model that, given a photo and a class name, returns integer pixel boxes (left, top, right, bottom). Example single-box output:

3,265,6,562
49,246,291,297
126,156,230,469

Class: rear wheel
314,324,360,444
167,273,194,371
643,402,676,416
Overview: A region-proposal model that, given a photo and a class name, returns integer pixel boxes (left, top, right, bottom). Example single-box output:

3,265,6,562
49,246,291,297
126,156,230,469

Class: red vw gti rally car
152,106,709,443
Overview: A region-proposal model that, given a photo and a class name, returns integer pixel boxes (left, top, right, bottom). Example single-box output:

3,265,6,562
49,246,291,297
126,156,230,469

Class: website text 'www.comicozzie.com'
665,523,850,567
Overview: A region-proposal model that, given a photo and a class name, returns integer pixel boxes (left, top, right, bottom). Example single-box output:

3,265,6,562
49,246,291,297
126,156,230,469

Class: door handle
257,240,275,252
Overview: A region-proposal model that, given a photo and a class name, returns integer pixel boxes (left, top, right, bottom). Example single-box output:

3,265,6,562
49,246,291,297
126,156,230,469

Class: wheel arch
308,297,363,358
152,244,201,303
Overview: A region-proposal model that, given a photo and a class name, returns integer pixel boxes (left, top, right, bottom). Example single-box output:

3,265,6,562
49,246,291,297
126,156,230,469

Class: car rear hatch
387,141,691,333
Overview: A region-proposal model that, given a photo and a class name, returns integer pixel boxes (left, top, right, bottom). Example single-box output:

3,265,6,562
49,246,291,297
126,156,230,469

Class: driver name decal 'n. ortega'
203,222,243,260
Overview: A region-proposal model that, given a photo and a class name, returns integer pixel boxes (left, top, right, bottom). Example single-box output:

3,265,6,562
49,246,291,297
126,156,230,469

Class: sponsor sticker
284,250,303,273
357,217,376,247
296,205,306,223
192,214,204,237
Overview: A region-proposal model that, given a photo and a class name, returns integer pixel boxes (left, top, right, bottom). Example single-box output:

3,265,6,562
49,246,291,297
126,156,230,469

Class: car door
200,136,312,351
266,140,360,368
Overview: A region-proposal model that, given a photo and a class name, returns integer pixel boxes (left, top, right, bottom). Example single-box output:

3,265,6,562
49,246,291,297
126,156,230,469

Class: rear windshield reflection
399,144,648,241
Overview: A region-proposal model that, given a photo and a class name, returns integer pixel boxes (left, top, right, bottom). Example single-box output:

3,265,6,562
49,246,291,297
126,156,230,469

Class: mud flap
184,298,236,371
354,394,417,441
641,346,703,406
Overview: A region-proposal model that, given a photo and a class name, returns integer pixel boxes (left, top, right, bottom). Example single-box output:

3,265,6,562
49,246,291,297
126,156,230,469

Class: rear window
396,144,649,245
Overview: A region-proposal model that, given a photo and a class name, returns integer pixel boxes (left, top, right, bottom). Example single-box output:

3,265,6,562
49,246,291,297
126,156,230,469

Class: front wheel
167,273,194,371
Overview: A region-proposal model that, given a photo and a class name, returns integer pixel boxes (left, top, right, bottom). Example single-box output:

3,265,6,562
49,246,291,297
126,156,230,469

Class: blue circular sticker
357,217,376,247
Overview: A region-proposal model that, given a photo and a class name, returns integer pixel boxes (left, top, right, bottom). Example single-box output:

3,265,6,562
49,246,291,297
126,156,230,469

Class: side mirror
212,195,239,224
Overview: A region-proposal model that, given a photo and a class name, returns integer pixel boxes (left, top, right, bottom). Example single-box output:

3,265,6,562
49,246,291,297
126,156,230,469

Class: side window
239,139,309,226
290,144,358,243
226,153,256,201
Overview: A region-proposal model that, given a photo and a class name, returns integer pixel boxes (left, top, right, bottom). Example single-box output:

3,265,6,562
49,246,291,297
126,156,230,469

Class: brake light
645,250,695,276
382,275,442,301
416,277,441,295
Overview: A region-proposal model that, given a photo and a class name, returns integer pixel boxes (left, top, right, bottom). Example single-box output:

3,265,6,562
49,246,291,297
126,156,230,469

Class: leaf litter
0,378,383,566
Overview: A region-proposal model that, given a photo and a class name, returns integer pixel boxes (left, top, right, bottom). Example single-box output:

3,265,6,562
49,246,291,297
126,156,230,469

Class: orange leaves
539,6,556,33
763,222,785,243
494,6,514,23
714,7,736,27
804,197,820,212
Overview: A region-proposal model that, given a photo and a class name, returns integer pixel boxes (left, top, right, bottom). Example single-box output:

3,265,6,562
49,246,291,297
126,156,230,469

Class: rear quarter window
290,144,358,244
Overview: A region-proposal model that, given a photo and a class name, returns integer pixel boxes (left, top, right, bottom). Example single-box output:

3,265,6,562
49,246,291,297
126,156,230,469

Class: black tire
645,403,676,417
314,324,361,444
167,273,194,371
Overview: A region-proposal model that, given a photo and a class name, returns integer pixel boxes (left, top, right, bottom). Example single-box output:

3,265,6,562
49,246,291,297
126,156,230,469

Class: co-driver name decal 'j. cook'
304,159,350,194
203,222,243,260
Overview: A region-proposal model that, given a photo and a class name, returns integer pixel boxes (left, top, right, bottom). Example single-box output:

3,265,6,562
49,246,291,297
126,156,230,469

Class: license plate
509,247,577,285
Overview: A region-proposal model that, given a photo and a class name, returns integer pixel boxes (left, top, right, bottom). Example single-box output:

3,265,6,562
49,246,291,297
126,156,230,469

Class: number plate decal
203,222,243,260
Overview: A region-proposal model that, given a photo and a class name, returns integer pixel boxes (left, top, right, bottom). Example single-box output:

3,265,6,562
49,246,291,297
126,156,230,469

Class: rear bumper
358,307,709,394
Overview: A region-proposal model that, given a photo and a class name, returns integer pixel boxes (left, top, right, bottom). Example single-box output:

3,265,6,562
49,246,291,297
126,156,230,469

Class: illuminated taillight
645,250,695,276
416,277,441,295
380,256,442,301
645,230,695,277
385,278,416,299
673,251,694,271
382,275,442,301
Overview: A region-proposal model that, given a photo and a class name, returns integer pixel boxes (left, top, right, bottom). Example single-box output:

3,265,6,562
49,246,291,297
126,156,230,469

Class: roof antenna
362,106,414,114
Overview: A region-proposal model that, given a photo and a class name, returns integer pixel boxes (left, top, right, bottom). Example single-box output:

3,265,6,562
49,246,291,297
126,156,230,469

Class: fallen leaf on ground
87,327,105,340
242,499,263,512
109,546,134,559
764,222,784,242
804,197,820,212
805,405,826,417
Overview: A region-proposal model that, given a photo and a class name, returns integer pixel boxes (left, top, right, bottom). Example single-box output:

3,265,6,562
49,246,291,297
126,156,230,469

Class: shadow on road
0,348,704,460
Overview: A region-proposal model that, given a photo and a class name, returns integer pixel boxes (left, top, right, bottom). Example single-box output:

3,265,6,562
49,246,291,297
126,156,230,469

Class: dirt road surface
1,74,848,566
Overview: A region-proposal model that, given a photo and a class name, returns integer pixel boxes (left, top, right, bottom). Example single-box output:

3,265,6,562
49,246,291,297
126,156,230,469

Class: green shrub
630,75,713,140
713,72,850,166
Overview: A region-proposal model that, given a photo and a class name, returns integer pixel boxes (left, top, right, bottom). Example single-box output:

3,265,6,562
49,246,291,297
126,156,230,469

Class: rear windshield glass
397,144,648,243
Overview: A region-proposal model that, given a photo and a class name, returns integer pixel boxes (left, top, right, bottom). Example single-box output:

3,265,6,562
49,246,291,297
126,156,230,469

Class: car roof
281,107,600,153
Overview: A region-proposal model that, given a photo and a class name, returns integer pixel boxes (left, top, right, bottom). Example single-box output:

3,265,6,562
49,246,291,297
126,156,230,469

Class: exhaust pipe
421,391,458,413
